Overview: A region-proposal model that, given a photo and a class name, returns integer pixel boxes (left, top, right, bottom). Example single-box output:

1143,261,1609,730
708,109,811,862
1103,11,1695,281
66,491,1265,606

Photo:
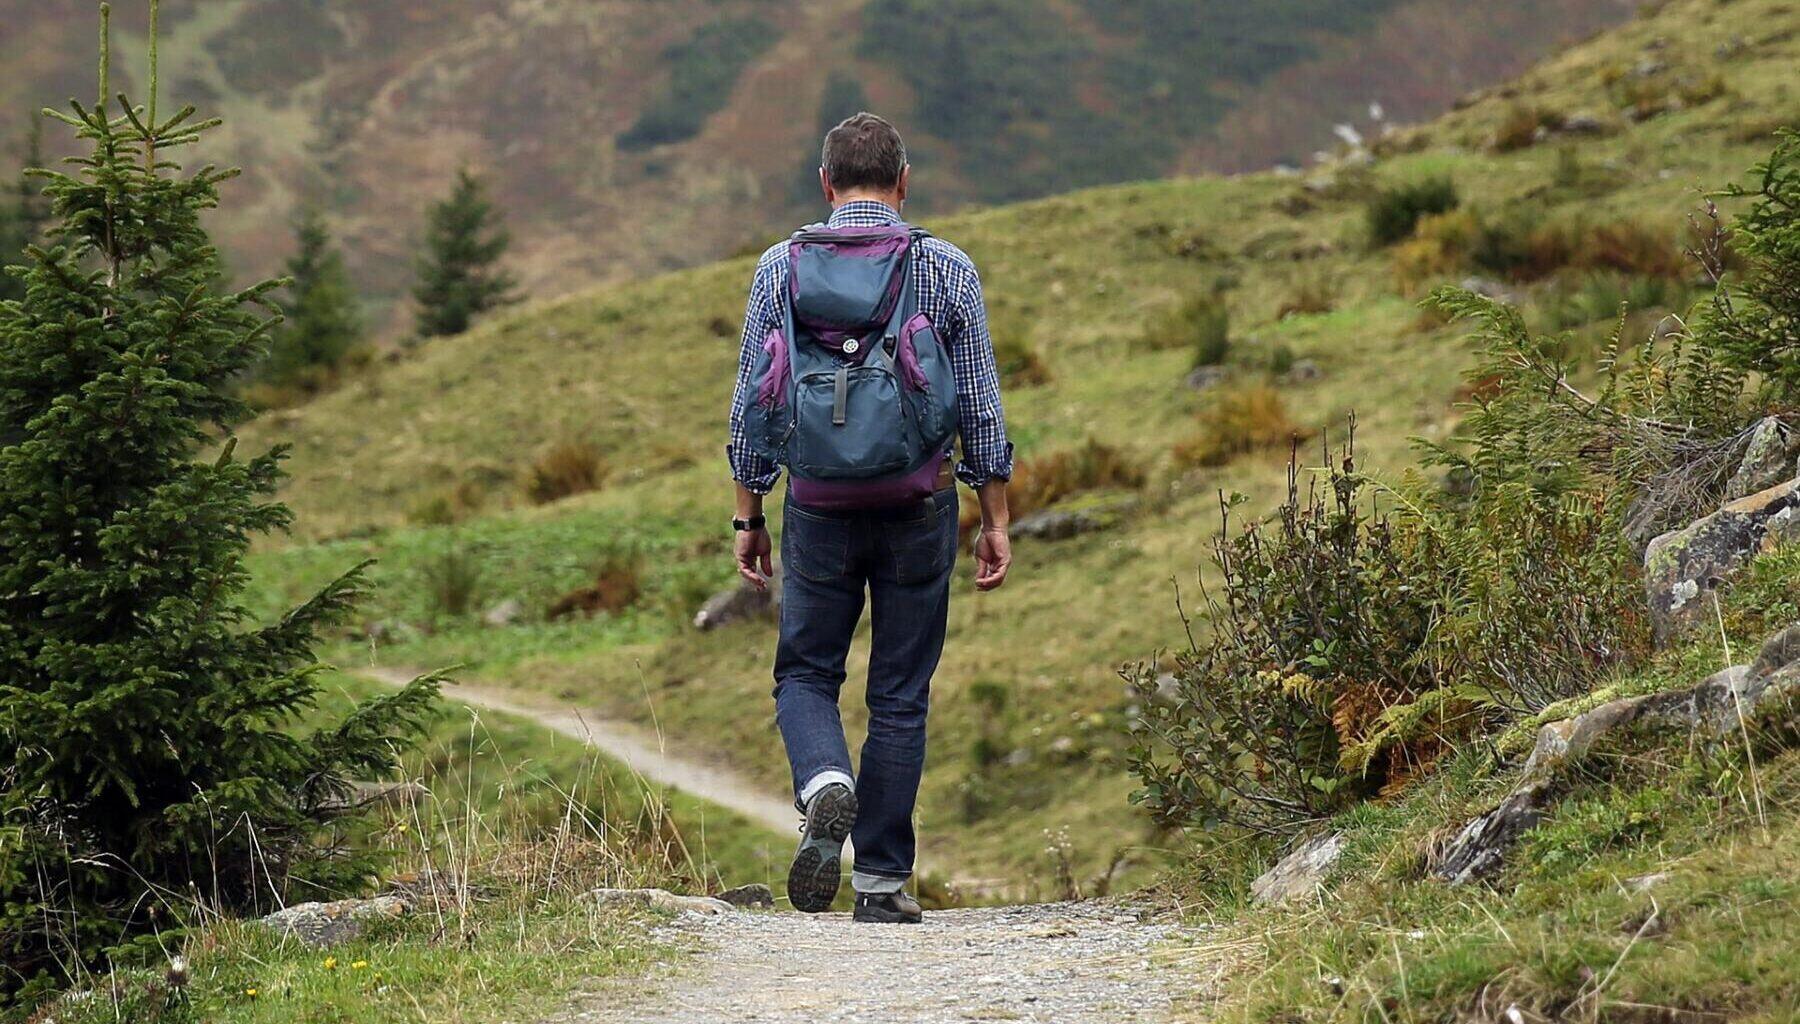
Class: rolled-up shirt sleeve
727,258,783,494
947,268,1014,488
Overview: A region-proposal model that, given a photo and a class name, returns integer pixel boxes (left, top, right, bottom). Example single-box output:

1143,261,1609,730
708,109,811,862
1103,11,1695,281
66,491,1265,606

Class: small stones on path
552,900,1198,1024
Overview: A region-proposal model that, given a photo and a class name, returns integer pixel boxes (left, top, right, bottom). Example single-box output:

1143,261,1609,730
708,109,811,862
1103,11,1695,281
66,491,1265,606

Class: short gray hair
821,112,907,192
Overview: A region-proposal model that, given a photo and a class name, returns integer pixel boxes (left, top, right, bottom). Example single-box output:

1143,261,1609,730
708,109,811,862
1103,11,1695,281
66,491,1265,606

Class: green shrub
1365,177,1460,247
1141,294,1230,366
1268,343,1297,376
422,544,486,620
1539,272,1681,331
1702,130,1800,404
1132,422,1650,833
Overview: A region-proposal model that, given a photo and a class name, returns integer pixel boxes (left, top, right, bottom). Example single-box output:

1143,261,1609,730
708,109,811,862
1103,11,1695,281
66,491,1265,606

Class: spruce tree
0,4,440,997
263,206,362,391
411,168,518,339
0,118,48,304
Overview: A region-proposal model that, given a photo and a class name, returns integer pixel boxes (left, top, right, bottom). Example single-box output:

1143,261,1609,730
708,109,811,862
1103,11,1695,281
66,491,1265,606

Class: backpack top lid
788,224,917,353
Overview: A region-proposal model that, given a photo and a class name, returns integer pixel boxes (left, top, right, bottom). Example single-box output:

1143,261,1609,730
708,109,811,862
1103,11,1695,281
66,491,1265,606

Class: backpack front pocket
789,366,912,479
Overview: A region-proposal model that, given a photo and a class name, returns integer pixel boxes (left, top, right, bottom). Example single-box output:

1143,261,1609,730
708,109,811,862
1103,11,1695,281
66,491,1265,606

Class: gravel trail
552,900,1197,1024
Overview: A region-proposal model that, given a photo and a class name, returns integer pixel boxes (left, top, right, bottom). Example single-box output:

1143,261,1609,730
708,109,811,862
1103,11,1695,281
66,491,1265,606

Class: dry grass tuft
523,439,607,505
1174,386,1310,468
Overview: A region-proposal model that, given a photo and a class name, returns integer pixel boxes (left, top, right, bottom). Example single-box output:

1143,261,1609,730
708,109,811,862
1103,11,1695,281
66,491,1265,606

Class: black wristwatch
732,514,767,532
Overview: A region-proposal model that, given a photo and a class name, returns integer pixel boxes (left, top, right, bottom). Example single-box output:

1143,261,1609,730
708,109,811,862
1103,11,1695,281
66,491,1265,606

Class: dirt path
554,901,1202,1024
359,666,799,836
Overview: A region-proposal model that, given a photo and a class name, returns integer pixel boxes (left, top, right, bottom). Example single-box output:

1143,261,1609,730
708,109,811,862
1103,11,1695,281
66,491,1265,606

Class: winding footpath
358,666,798,835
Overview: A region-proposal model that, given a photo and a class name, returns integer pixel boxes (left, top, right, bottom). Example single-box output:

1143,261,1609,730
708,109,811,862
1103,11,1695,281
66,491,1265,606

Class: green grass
238,0,1800,892
48,895,663,1024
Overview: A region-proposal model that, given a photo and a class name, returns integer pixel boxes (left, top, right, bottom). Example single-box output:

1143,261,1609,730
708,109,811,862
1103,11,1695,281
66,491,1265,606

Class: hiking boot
853,890,923,924
787,783,856,913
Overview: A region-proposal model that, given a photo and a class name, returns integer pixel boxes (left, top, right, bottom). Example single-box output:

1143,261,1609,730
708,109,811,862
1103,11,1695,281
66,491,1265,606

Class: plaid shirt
727,200,1014,494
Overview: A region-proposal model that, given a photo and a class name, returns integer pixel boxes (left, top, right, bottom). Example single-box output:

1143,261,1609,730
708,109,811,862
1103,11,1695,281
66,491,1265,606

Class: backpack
740,223,959,510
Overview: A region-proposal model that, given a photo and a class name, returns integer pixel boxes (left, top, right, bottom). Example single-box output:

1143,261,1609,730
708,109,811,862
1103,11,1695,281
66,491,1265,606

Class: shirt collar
826,200,903,229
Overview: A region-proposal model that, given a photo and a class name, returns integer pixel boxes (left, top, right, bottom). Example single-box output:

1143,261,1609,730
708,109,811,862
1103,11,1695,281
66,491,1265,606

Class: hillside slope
241,0,1800,889
1,0,1642,320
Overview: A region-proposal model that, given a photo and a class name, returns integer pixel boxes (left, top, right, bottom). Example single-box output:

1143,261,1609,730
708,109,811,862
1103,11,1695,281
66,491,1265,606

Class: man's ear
819,167,834,204
896,165,910,204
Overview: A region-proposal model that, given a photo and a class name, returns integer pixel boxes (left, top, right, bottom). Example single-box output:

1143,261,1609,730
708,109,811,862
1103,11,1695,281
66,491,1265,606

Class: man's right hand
736,526,774,590
974,525,1011,591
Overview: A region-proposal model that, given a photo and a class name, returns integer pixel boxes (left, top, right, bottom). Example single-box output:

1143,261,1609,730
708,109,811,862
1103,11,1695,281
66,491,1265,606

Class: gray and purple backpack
740,223,959,509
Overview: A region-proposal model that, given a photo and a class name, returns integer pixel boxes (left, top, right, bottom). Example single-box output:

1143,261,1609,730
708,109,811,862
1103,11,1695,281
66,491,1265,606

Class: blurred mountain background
0,0,1640,332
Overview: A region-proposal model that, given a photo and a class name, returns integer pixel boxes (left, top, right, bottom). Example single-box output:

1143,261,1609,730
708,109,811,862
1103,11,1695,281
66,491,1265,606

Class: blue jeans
774,486,958,891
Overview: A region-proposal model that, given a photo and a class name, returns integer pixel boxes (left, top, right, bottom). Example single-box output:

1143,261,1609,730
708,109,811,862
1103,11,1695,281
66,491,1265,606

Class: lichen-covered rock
1724,417,1800,503
1520,666,1748,779
590,887,733,916
1750,623,1800,680
1436,651,1800,884
260,895,410,948
1643,478,1800,643
693,569,780,631
1251,831,1344,903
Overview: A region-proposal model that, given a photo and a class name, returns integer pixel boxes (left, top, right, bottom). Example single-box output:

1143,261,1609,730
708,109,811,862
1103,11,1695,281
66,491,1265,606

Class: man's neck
831,192,902,213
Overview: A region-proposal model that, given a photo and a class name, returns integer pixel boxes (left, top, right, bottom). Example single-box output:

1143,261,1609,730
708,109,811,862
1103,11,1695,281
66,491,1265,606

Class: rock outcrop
1012,509,1107,542
1723,417,1800,503
260,895,410,948
1251,831,1344,903
590,887,735,916
1643,477,1800,642
1435,625,1800,884
694,568,781,631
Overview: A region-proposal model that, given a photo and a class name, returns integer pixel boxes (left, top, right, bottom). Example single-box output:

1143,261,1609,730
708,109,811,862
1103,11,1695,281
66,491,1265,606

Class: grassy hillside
0,0,1641,321
239,0,1800,892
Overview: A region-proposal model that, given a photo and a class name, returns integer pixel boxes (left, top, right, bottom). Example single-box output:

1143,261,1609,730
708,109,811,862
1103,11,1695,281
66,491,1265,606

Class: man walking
727,113,1013,924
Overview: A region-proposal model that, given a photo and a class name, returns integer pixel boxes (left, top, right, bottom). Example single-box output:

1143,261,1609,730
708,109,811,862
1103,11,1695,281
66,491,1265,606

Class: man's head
819,112,909,209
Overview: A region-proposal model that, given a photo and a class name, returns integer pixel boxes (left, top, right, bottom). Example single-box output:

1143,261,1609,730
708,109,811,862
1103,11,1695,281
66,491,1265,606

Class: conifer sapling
0,3,442,995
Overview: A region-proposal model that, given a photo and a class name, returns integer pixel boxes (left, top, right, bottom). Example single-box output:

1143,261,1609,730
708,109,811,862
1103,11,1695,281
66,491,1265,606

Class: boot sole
787,785,856,913
852,905,923,924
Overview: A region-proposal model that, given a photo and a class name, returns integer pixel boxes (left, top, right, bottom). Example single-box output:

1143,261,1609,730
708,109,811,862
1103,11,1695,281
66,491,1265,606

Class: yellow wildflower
352,960,369,971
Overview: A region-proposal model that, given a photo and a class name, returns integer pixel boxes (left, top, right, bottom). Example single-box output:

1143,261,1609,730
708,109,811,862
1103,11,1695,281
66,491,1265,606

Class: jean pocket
888,494,956,585
783,503,852,583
